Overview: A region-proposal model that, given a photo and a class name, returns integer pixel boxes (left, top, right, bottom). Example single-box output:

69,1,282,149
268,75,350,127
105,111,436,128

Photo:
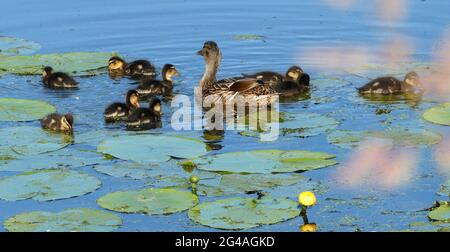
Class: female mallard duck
104,89,140,122
42,67,78,89
41,113,74,132
136,64,179,97
358,71,423,95
107,56,157,79
197,41,276,105
126,97,162,130
242,65,310,97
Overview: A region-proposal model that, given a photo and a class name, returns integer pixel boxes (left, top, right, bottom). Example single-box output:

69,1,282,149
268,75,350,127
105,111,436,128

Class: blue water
0,0,449,231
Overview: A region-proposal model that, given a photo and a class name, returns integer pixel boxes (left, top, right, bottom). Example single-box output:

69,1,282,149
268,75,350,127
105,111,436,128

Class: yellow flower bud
300,223,317,232
298,191,316,207
189,175,200,184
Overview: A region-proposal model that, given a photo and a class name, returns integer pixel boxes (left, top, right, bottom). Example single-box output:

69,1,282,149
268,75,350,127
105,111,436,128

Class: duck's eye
117,107,122,111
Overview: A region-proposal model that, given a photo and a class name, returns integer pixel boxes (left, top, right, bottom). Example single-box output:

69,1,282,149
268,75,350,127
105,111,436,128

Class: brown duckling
136,64,179,97
126,97,162,131
40,113,74,133
104,89,140,122
107,56,156,79
358,71,423,95
42,67,78,89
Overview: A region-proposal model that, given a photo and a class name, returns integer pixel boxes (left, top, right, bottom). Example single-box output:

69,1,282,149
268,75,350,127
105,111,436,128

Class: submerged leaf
4,208,122,232
0,36,41,56
97,188,199,215
0,98,56,122
188,196,299,230
192,149,337,174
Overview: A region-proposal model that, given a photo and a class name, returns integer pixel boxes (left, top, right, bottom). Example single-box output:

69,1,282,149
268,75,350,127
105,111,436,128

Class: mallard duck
242,66,310,97
136,64,179,97
104,90,140,122
40,113,74,132
196,41,276,105
358,71,423,95
126,97,162,130
42,67,78,89
107,56,157,79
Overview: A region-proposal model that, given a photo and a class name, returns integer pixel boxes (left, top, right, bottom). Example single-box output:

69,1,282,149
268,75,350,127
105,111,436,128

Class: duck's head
162,64,180,81
286,66,304,81
197,41,221,66
42,66,53,78
126,89,140,109
149,97,162,115
108,56,126,72
404,71,421,87
61,114,74,131
299,73,311,87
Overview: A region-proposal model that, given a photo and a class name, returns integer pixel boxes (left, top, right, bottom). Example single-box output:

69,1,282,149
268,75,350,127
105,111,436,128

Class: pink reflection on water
435,138,450,176
375,0,408,22
323,0,356,10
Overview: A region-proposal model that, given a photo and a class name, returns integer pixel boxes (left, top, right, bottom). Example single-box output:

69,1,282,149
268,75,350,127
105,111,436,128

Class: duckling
197,41,276,106
40,113,74,133
104,90,140,122
42,66,78,89
242,66,310,97
358,71,423,95
136,64,179,97
126,97,162,131
107,56,156,79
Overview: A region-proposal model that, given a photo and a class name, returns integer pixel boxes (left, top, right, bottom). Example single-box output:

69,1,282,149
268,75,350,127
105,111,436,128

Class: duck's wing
241,71,283,83
227,78,262,92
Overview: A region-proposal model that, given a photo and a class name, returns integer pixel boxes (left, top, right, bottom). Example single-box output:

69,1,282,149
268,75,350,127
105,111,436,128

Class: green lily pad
327,129,442,149
188,196,300,230
428,203,450,222
4,208,122,232
281,113,339,137
423,103,450,126
0,169,101,201
0,52,115,76
97,188,199,215
93,162,158,180
0,98,56,122
0,36,41,56
192,150,337,174
220,173,309,192
0,126,71,156
97,134,209,164
0,149,107,172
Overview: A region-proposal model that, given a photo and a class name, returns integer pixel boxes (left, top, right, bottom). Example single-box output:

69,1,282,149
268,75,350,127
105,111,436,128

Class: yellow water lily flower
300,223,317,232
298,191,317,207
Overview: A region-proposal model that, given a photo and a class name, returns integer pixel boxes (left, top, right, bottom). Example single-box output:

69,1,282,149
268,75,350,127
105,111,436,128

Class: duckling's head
404,71,421,87
61,114,74,131
162,64,180,81
43,66,53,78
197,41,221,66
126,89,140,109
286,66,304,81
108,56,126,72
149,97,162,114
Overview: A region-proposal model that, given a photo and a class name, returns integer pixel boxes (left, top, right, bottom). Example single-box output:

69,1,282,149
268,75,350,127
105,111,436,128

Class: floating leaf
93,162,157,180
281,113,339,137
0,36,41,56
192,150,337,174
0,52,115,76
220,173,309,192
97,188,198,215
327,129,442,149
423,103,450,126
0,98,56,122
428,203,450,222
4,208,122,232
97,134,209,164
0,169,101,201
188,196,299,230
0,126,71,156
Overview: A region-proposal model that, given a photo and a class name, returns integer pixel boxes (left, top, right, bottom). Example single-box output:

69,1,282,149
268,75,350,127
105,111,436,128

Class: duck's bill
196,50,203,56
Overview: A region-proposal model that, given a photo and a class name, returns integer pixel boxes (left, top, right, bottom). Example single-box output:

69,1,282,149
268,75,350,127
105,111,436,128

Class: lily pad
97,134,209,164
0,36,41,56
0,52,116,76
4,208,122,232
327,129,442,149
97,188,199,215
281,113,339,137
428,203,450,222
0,126,71,156
93,162,157,180
192,150,337,174
188,196,300,230
0,169,101,201
0,98,56,122
423,103,450,126
220,173,309,192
